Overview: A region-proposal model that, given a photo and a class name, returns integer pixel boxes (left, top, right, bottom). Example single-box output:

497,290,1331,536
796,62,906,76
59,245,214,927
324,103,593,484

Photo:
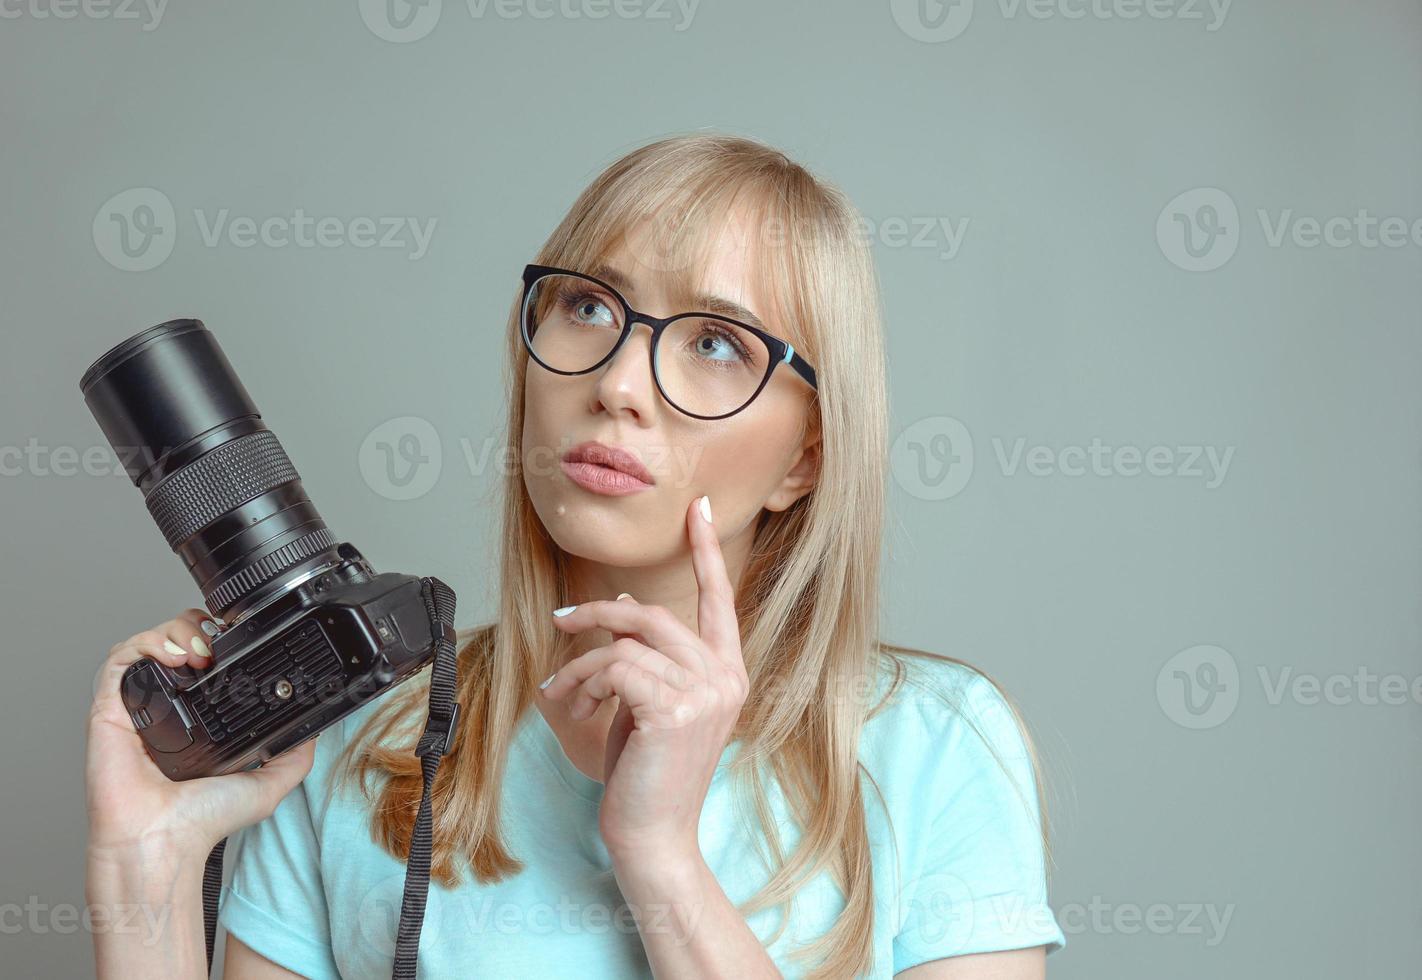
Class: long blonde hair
333,132,1050,978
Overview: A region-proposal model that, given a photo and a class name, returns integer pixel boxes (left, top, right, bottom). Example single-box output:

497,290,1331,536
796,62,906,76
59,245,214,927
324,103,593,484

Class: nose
590,320,659,420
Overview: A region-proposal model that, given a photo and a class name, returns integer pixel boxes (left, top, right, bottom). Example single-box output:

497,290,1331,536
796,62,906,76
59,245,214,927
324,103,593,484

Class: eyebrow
589,263,769,333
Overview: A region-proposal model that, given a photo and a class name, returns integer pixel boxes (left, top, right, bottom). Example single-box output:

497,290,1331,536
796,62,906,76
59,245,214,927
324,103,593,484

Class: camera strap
200,575,460,979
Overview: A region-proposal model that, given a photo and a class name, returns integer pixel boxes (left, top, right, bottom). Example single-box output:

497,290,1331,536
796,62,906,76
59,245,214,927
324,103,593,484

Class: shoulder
859,649,1042,821
865,650,1032,758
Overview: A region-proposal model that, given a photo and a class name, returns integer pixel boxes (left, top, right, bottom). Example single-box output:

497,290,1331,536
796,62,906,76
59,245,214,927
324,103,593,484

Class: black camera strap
201,575,460,979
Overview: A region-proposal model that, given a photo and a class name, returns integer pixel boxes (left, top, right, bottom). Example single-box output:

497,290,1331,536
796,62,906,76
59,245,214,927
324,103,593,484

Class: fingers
93,612,219,707
540,638,694,721
551,597,703,669
169,608,218,664
686,494,740,661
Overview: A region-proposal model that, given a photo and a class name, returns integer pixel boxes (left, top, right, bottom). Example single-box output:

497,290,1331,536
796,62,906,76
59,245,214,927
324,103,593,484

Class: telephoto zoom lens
80,319,341,625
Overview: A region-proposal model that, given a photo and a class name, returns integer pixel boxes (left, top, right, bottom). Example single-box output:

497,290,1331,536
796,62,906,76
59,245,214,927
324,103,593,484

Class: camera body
119,543,439,780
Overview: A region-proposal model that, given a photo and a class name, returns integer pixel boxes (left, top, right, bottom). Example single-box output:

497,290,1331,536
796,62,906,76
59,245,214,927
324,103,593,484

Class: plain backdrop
2,1,1420,977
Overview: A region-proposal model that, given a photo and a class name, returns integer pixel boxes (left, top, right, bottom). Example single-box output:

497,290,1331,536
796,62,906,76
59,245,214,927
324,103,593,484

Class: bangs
544,168,810,357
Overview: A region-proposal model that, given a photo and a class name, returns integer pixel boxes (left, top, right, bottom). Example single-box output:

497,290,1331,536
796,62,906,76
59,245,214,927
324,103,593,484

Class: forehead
596,201,783,333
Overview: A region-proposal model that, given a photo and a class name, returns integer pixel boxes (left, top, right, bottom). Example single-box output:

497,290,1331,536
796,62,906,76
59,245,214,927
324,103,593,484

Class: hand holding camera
86,607,316,865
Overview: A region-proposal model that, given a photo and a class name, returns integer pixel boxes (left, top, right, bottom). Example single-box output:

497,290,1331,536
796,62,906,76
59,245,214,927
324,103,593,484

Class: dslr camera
80,319,458,781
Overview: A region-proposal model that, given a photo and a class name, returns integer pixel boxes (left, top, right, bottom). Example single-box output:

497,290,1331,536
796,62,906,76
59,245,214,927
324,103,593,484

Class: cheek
689,429,789,500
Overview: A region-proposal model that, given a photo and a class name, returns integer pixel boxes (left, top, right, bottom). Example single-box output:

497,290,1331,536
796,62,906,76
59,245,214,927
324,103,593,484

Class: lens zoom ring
145,431,299,548
204,527,337,611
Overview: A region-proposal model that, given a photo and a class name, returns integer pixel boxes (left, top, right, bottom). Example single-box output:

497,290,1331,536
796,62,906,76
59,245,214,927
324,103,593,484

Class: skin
86,201,1045,978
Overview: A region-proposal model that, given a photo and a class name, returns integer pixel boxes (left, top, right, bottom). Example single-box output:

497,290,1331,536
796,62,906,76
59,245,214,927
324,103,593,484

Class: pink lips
559,441,655,496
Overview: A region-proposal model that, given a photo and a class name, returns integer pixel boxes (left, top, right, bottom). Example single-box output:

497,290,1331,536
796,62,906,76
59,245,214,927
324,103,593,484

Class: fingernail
552,605,577,617
190,636,211,660
699,495,713,524
616,592,633,601
162,640,186,658
539,672,557,689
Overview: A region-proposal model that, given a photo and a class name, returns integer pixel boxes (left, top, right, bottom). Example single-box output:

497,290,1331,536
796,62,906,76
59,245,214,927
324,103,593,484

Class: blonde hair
333,132,1050,978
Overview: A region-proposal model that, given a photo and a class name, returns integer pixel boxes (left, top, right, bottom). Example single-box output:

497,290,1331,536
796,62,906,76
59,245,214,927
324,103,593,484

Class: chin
530,487,669,564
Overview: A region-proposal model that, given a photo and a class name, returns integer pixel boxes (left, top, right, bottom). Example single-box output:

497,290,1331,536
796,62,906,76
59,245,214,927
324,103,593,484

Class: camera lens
80,319,341,623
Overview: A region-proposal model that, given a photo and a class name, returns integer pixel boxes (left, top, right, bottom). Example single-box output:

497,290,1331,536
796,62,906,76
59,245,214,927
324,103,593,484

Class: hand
86,609,316,863
541,494,748,863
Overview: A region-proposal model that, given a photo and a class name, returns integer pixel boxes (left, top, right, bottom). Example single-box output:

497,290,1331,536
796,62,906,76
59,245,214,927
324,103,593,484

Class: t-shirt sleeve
216,751,342,980
892,670,1066,972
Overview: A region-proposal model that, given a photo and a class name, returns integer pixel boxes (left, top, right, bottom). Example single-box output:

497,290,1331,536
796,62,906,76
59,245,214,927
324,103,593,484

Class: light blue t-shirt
217,653,1065,977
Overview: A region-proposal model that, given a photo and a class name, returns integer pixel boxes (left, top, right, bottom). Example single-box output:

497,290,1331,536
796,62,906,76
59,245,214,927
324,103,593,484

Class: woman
87,133,1066,978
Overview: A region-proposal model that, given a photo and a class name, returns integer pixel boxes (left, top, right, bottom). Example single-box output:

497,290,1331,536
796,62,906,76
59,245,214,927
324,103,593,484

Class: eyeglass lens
525,273,773,417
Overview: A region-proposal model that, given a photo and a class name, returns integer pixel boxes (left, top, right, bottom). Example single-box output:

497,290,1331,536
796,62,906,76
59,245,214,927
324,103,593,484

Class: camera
80,318,458,781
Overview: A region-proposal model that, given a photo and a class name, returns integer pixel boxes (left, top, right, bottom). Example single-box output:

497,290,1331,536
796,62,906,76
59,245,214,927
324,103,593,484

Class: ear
765,425,822,513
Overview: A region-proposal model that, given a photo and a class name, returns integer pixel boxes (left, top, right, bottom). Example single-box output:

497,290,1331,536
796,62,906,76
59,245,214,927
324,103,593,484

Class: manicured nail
699,495,712,524
553,605,577,617
616,592,633,601
162,640,186,658
190,636,211,660
539,672,557,689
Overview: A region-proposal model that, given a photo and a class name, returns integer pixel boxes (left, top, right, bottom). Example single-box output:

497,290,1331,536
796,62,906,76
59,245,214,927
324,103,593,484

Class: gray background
3,0,1419,977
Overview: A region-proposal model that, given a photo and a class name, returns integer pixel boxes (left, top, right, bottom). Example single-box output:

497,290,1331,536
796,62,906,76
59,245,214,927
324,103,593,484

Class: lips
559,441,656,494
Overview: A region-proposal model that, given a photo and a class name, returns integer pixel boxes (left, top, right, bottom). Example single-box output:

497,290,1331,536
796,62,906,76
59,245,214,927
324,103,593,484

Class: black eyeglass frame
520,263,818,421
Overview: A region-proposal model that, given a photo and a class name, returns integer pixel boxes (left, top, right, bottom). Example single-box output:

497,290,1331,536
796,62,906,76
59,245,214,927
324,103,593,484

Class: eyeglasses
519,263,818,421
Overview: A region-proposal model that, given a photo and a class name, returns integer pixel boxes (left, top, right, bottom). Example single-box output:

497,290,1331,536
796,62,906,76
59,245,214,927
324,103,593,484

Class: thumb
193,736,318,836
242,737,318,810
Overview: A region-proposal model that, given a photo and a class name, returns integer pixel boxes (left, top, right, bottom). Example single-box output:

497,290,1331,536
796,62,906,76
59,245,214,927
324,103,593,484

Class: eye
688,321,753,363
557,286,617,329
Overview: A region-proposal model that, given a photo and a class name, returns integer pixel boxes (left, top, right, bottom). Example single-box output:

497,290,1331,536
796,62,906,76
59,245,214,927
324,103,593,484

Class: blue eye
558,287,617,329
690,322,752,363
